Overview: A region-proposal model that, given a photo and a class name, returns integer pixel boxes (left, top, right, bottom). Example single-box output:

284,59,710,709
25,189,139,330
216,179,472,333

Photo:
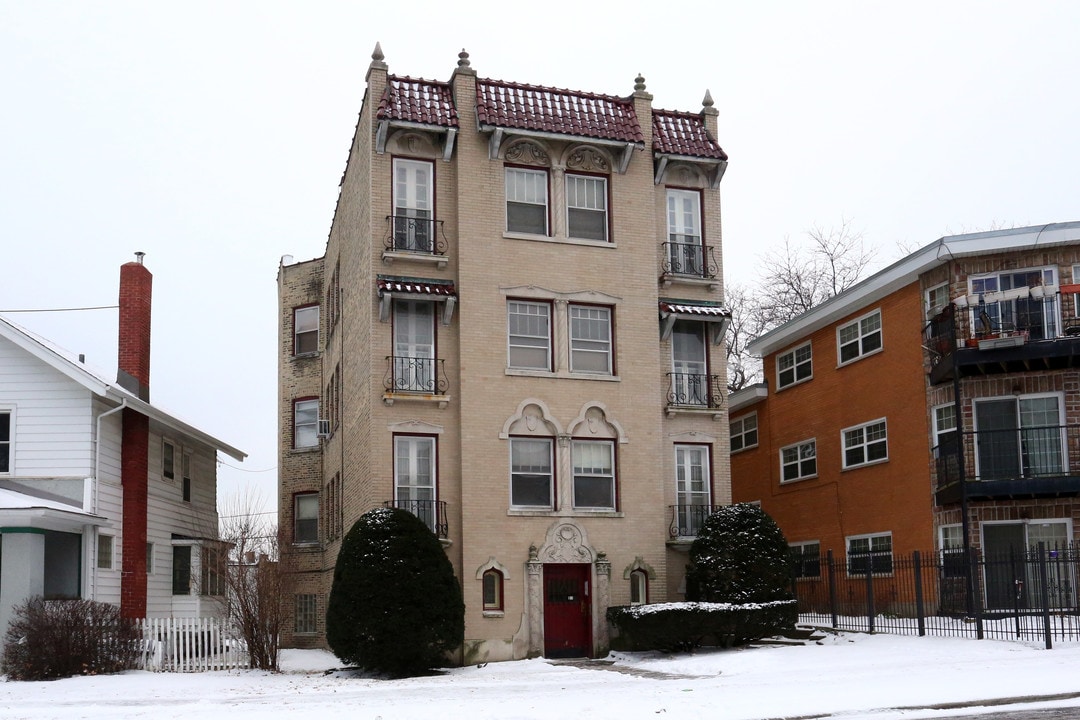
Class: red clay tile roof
476,79,643,144
660,300,730,318
377,276,457,297
652,110,728,160
377,76,459,128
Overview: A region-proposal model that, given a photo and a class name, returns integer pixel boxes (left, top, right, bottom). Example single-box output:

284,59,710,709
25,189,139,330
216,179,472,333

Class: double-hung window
847,533,893,575
925,283,949,320
0,410,10,473
507,300,552,370
294,305,319,355
838,309,882,364
97,534,114,570
294,493,319,544
566,174,607,241
572,440,615,510
933,404,960,484
776,343,812,389
781,439,816,482
569,304,613,374
395,435,437,532
293,398,319,449
730,413,758,452
505,167,548,235
392,158,434,251
510,438,553,509
843,418,888,468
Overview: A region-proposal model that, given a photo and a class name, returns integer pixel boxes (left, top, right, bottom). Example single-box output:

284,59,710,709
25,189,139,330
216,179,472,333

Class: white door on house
393,300,435,391
393,159,433,251
675,444,711,536
394,435,436,531
666,189,702,274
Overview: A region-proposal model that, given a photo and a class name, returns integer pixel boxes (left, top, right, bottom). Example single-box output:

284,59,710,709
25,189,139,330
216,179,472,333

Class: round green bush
686,503,794,604
326,507,463,677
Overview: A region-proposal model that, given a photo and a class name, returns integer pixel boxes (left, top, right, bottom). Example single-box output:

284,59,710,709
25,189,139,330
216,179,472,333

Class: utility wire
0,305,119,313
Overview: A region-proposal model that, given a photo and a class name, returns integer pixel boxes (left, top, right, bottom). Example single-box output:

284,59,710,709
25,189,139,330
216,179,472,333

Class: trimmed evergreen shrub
686,503,795,605
1,597,141,681
608,600,798,651
326,507,464,677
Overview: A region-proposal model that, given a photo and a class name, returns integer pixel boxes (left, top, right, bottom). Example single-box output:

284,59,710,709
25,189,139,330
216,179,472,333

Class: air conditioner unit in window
316,419,331,438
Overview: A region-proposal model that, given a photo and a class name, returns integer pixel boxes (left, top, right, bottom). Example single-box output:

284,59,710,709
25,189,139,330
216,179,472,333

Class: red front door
543,563,592,658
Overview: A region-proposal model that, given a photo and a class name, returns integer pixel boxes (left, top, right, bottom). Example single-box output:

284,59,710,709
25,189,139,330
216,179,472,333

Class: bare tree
725,220,876,392
218,491,284,671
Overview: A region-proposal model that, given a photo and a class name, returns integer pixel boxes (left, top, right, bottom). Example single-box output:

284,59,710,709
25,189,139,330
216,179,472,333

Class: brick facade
276,47,732,660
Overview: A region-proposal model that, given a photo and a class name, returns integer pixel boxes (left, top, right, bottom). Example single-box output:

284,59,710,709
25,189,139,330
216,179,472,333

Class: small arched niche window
630,569,648,606
482,568,504,612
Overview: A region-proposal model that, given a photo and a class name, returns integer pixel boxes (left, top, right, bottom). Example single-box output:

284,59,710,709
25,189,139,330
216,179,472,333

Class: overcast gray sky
2,1,1078,518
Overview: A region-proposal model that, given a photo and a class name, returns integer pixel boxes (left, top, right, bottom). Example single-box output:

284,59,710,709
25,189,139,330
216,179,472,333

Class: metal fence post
1038,541,1053,650
913,550,926,637
827,549,838,629
865,557,875,633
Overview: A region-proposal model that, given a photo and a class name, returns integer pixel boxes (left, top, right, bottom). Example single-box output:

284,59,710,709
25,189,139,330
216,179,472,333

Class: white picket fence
138,617,249,672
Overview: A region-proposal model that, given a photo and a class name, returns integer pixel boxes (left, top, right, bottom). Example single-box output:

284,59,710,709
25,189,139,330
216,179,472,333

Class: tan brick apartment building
731,222,1080,611
277,45,732,661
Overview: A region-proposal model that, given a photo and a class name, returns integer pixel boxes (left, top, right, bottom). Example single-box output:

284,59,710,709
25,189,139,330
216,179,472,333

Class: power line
0,305,119,313
218,461,277,474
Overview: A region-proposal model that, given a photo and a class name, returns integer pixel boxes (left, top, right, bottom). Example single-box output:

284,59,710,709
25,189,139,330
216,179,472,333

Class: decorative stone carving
566,147,609,173
505,141,550,166
540,523,593,564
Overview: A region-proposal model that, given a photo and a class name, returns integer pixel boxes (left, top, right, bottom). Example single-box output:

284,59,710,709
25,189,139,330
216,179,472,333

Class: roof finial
634,73,647,93
458,48,471,68
702,89,714,108
373,42,384,63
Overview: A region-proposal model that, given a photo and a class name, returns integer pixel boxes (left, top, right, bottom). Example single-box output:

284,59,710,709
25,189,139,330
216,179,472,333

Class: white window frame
394,435,438,531
780,439,817,483
482,569,504,612
629,569,648,606
842,418,889,469
1073,264,1080,318
572,439,616,510
566,174,608,241
789,540,821,579
509,437,554,509
846,532,893,576
162,438,175,480
97,534,114,570
507,300,552,371
730,413,758,453
293,399,319,449
666,188,701,243
776,342,812,389
294,305,319,355
392,158,434,251
569,304,613,375
969,266,1060,340
837,309,883,365
505,167,549,235
973,392,1067,479
925,282,949,320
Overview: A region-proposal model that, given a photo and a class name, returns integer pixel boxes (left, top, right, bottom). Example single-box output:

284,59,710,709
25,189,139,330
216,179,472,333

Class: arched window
482,568,504,611
630,569,648,606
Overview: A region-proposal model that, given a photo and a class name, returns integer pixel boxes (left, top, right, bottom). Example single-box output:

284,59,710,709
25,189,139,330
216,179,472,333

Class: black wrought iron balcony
384,355,448,395
668,504,724,539
933,424,1080,504
383,215,448,256
924,297,1080,385
661,239,719,279
666,372,724,410
383,499,448,539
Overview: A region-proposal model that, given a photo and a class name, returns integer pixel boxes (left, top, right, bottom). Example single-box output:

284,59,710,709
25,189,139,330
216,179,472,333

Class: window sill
383,392,451,409
505,368,619,382
291,542,323,551
658,273,721,292
507,509,624,518
482,610,505,619
837,346,884,368
290,446,322,454
842,458,889,472
780,475,816,486
730,445,759,454
292,351,320,360
381,249,449,269
503,231,616,249
665,404,724,419
775,376,813,393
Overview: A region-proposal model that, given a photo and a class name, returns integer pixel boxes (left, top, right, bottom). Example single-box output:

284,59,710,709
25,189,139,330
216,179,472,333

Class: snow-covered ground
4,632,1080,720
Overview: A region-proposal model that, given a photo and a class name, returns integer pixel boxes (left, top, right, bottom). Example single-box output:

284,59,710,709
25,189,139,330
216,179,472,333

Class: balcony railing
668,504,724,539
383,499,448,538
924,297,1080,384
933,424,1080,503
666,373,724,410
384,355,448,395
661,239,719,279
383,215,448,256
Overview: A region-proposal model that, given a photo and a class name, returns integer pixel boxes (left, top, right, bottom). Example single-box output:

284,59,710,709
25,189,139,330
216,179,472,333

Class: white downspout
91,400,127,601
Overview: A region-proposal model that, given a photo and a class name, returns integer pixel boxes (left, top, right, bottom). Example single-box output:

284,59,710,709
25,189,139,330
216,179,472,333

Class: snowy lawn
4,632,1080,720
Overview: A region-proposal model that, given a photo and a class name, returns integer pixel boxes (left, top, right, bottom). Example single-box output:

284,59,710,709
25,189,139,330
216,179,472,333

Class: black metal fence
793,544,1080,648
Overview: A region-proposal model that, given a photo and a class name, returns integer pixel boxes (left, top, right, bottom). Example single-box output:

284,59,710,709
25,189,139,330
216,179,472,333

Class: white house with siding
0,256,245,634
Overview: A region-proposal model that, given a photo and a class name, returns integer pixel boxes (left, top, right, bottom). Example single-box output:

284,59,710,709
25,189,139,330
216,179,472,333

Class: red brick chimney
117,251,152,402
118,252,151,619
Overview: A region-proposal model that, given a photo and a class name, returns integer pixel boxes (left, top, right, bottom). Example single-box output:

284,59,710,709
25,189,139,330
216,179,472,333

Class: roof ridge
478,77,633,105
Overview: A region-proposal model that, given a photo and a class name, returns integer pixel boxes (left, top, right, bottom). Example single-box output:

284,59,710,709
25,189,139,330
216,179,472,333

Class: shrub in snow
326,507,464,677
1,597,141,681
608,600,798,651
686,503,794,605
